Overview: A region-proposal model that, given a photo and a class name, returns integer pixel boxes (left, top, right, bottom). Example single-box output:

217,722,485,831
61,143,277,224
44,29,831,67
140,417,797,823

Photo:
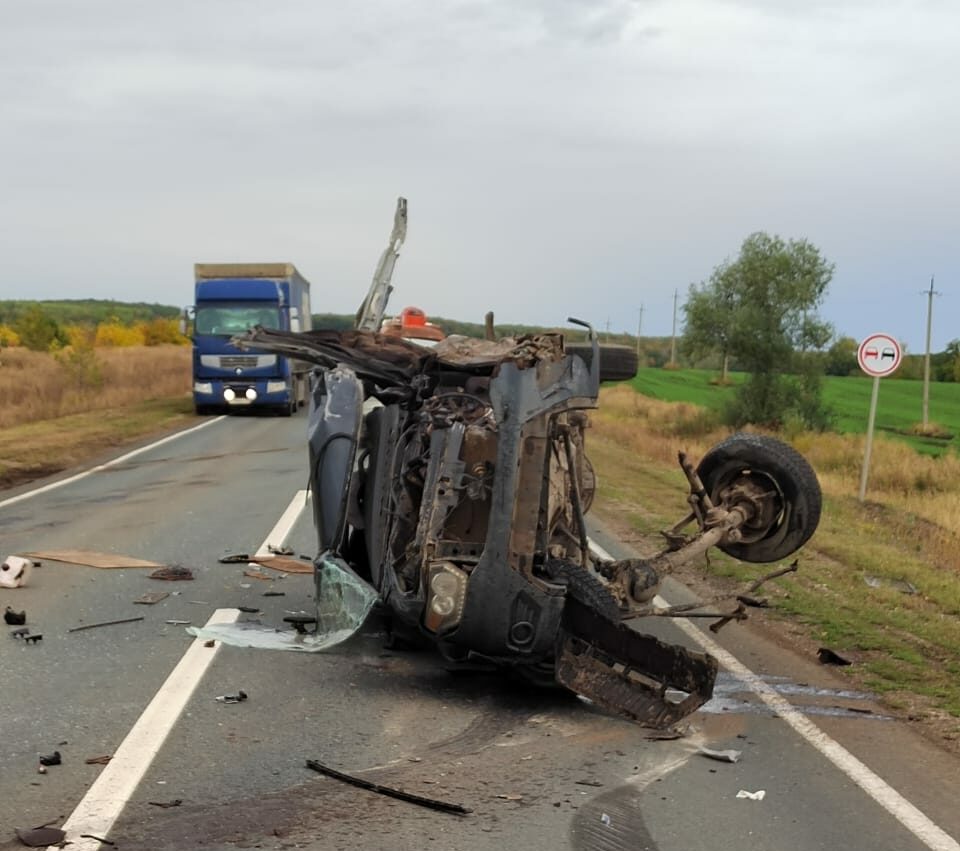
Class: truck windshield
195,304,280,336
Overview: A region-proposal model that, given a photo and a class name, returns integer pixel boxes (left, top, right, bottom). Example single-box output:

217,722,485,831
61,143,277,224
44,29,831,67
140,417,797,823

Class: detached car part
236,322,821,728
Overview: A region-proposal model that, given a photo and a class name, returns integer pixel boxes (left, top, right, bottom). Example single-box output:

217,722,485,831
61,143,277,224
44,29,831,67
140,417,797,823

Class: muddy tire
545,558,621,621
566,343,638,382
696,433,822,564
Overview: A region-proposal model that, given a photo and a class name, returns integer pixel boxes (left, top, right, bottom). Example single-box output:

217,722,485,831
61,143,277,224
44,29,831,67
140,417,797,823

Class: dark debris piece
306,758,471,815
237,606,260,614
148,799,184,808
15,826,67,847
150,565,194,581
817,647,853,666
218,554,252,564
38,751,61,766
4,606,26,625
24,634,43,644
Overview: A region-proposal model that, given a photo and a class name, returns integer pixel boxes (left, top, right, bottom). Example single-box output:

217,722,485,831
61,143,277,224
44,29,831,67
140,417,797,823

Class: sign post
857,333,902,501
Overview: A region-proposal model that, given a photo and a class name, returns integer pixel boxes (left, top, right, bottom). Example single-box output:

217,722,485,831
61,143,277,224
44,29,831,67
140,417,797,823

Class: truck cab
189,263,312,415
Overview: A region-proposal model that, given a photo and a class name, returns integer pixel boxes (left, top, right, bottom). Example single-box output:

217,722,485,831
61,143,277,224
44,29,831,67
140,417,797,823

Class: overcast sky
1,0,957,351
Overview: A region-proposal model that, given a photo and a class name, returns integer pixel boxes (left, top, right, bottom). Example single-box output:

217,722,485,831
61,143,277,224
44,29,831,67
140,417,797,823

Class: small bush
138,317,189,346
95,322,146,347
0,324,20,347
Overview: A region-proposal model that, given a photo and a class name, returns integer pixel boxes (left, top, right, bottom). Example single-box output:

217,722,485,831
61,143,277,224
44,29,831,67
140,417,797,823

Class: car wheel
696,433,822,563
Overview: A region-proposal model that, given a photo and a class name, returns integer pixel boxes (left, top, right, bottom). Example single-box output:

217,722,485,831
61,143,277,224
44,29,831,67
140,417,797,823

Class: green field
630,368,960,456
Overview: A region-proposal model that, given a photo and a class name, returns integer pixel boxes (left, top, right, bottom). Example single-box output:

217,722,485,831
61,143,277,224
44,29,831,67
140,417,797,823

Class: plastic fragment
215,690,248,704
736,790,766,801
39,751,61,766
698,746,742,764
600,813,611,826
1,555,33,588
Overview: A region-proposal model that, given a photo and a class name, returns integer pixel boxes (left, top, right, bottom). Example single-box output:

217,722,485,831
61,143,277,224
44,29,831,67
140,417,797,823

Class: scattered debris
496,794,523,801
864,575,918,594
238,606,260,614
215,690,248,704
243,569,272,581
709,602,748,633
252,556,313,574
697,746,742,764
736,595,769,608
85,755,112,765
10,627,31,638
148,799,183,808
1,555,34,588
69,616,145,633
643,727,686,741
204,640,215,648
38,751,61,766
736,790,766,801
24,634,43,644
80,834,116,846
150,565,194,581
165,620,192,626
263,591,285,597
22,550,163,569
268,544,295,556
284,614,317,634
305,758,471,815
15,826,66,847
134,591,170,605
575,779,604,787
218,554,252,563
817,647,853,666
600,813,612,826
4,606,26,625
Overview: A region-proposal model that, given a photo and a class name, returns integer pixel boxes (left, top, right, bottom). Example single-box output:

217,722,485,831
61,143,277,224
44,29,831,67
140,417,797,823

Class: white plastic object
0,555,32,588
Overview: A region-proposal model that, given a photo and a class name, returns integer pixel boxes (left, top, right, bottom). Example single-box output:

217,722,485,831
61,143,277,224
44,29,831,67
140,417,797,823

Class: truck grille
219,356,259,369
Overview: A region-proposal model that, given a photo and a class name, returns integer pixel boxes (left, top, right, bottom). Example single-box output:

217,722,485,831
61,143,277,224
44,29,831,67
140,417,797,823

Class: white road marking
61,489,309,850
589,538,960,851
0,416,225,509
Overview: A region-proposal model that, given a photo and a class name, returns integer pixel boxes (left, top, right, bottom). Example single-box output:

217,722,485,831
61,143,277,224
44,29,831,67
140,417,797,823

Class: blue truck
188,263,312,415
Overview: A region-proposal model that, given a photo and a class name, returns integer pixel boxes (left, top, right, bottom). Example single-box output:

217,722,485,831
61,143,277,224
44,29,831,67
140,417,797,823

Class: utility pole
921,275,941,430
636,304,644,358
669,289,678,367
604,317,611,342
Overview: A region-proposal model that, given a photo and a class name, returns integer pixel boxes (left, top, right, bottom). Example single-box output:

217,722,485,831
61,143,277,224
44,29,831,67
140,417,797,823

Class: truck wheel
696,433,822,564
566,343,638,382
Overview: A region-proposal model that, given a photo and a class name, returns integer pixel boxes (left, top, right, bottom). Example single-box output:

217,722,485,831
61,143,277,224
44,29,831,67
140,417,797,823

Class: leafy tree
14,306,68,351
683,232,834,429
824,336,859,376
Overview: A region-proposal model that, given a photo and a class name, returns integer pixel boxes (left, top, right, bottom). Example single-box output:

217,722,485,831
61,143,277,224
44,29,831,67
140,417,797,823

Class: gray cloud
0,0,957,350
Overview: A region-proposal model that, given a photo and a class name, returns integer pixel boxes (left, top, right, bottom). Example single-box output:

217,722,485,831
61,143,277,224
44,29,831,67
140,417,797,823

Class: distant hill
0,299,181,326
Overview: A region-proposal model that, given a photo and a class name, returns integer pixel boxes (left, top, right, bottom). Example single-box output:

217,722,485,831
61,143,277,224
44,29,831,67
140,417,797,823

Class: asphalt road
1,412,959,851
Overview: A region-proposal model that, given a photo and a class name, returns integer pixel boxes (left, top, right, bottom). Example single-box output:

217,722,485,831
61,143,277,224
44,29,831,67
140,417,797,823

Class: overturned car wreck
236,322,822,729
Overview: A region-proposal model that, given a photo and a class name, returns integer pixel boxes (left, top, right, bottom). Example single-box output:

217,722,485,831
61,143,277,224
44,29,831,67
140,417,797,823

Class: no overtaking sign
858,333,902,377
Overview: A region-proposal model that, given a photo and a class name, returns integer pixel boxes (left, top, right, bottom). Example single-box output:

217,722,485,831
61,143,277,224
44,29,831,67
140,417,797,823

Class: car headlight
424,562,467,633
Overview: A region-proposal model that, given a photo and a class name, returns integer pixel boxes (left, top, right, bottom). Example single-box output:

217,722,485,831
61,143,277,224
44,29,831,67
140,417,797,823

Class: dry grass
0,345,190,429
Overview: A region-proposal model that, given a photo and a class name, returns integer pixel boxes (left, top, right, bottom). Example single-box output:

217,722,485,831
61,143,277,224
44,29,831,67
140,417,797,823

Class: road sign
857,333,902,378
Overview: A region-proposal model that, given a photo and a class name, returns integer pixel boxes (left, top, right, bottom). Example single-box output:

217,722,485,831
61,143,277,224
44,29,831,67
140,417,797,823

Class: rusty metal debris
150,565,194,581
69,616,144,633
4,606,26,625
305,758,471,815
85,755,112,765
